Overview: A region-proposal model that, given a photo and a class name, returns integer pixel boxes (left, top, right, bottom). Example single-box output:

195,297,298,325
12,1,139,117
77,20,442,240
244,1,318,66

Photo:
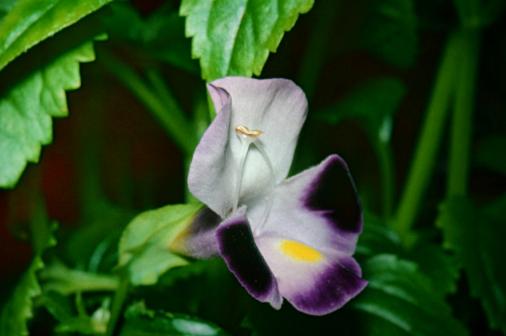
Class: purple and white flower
179,77,366,316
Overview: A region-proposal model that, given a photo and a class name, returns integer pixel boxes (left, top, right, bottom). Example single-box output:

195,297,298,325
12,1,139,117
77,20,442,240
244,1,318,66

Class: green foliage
41,292,111,334
358,214,461,297
120,302,229,336
475,135,506,175
0,41,96,188
318,78,406,142
118,203,202,286
0,0,112,71
105,2,197,74
354,254,468,336
438,196,506,333
406,243,460,296
0,207,56,335
180,0,314,81
361,0,417,68
0,258,44,336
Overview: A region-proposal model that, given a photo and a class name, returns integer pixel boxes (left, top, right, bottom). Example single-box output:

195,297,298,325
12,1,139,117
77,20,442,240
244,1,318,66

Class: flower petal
189,77,308,215
170,207,222,259
256,234,367,315
216,207,282,309
211,77,307,186
249,154,363,254
188,86,235,217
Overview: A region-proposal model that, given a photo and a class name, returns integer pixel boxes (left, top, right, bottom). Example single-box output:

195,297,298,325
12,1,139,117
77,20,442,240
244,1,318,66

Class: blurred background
0,0,505,334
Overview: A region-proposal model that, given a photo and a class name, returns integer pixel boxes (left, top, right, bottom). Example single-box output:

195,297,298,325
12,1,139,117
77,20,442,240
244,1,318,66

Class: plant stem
106,275,129,336
376,140,395,220
99,51,195,155
297,0,339,100
393,32,461,244
447,29,479,197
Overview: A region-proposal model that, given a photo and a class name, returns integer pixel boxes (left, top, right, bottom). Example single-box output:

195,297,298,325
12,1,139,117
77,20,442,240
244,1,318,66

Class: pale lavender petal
209,77,308,202
256,234,367,315
187,86,235,217
248,154,363,255
216,207,282,309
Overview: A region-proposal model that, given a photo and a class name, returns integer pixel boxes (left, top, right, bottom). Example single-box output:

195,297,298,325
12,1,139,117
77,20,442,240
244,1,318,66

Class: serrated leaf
121,302,229,336
357,214,460,296
180,0,314,81
437,196,506,333
0,40,96,188
406,243,460,296
354,254,468,336
0,0,112,71
0,258,44,336
0,206,56,335
356,213,402,257
361,0,417,68
317,77,406,143
119,203,201,286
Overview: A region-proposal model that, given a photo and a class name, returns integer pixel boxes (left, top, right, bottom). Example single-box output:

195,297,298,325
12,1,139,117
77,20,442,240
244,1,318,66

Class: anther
235,125,263,139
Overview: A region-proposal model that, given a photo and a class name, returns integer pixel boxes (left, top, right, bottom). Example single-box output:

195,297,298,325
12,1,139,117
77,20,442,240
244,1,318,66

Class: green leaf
354,254,468,336
0,40,96,188
180,0,314,81
119,203,201,286
357,213,402,257
0,0,112,71
407,243,460,296
437,196,506,333
317,77,406,142
358,214,460,296
0,206,56,335
361,0,417,68
121,302,229,336
0,258,44,336
475,135,506,175
105,3,197,74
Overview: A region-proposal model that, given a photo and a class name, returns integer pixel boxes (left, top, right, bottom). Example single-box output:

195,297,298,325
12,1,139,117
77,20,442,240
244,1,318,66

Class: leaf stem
375,140,395,220
393,32,461,244
447,29,479,197
297,0,339,100
99,50,196,154
106,275,129,336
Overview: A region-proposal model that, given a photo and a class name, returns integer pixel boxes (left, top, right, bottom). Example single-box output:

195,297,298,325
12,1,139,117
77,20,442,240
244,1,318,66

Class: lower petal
216,208,282,308
256,235,367,316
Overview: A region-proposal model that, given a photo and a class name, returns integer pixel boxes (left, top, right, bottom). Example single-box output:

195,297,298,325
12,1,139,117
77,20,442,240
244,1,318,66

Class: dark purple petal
171,207,222,258
303,154,363,234
216,208,282,308
287,257,367,316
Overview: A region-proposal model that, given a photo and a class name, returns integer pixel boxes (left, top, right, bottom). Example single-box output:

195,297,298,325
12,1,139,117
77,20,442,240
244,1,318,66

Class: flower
178,77,366,316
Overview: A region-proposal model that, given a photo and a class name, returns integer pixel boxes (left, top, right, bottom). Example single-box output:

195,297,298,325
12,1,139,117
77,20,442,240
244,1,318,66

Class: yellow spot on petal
280,240,323,263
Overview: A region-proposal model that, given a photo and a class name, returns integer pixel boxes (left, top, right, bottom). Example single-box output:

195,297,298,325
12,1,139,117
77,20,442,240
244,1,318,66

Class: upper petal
188,86,235,217
211,77,307,186
189,77,308,215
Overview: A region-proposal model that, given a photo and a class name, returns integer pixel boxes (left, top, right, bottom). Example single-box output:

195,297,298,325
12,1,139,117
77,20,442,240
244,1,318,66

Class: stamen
235,125,263,138
233,125,263,212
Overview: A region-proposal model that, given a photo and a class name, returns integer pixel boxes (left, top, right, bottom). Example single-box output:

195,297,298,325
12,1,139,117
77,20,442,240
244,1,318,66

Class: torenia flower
179,77,366,315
